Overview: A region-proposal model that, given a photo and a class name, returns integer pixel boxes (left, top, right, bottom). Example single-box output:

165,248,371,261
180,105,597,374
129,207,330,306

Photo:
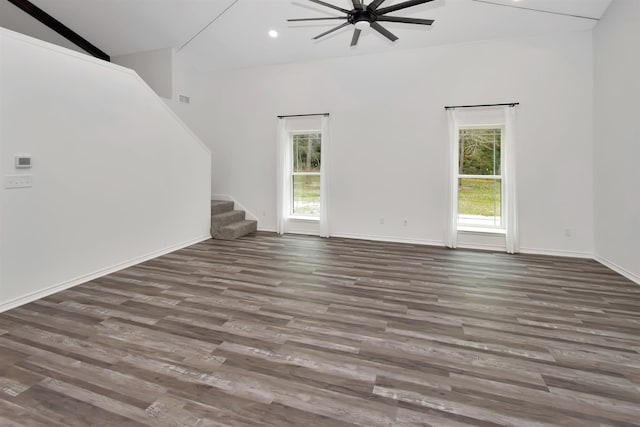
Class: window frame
456,124,506,233
289,130,322,220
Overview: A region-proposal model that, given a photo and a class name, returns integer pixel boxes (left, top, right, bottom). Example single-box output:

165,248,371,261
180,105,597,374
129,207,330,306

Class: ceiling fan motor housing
349,9,376,25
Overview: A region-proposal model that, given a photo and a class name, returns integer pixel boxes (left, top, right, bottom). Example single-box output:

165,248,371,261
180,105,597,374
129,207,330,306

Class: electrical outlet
5,175,33,189
380,218,384,225
403,219,408,226
564,228,572,237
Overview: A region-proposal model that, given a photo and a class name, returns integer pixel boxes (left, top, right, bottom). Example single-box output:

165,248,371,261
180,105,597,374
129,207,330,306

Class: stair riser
212,211,246,229
211,201,234,215
211,221,257,240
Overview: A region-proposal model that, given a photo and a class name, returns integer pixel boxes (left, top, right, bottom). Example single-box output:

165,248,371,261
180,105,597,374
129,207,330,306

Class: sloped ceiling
7,0,612,70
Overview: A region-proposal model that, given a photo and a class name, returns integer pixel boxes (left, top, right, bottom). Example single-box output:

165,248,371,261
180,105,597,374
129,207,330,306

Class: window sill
458,226,506,235
288,216,320,222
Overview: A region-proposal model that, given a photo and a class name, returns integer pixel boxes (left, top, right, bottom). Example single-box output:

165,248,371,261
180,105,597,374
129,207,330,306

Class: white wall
0,1,89,55
181,31,594,255
113,48,174,99
164,52,206,116
593,0,640,282
0,29,211,311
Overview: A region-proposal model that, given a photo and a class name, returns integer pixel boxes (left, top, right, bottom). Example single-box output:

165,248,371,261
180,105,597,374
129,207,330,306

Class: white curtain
446,109,459,248
276,119,290,235
504,106,519,253
319,115,330,238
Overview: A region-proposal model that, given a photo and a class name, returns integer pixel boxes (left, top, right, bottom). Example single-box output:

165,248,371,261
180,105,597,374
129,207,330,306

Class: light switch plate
5,175,33,189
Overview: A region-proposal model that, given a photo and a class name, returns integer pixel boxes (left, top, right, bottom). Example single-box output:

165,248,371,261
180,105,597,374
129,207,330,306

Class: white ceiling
26,0,612,71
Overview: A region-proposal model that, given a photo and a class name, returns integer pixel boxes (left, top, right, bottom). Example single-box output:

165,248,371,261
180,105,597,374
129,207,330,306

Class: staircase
210,200,257,240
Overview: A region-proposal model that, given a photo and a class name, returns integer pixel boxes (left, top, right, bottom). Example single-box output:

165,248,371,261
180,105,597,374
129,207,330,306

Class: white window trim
289,130,321,221
456,124,505,234
288,216,320,222
458,226,507,235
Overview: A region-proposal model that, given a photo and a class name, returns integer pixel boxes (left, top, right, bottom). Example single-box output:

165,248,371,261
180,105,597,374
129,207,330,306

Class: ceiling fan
288,0,436,46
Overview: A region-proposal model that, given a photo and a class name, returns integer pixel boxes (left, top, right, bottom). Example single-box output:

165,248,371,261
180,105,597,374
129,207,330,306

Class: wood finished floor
1,232,639,427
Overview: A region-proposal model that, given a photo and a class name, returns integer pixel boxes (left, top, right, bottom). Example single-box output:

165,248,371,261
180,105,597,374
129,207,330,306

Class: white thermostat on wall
15,155,32,169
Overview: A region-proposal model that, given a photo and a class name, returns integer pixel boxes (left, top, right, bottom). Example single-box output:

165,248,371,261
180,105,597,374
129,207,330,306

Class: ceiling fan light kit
288,0,436,46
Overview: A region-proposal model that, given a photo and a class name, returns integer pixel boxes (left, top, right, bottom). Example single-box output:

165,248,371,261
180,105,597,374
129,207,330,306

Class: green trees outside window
292,132,321,216
458,128,503,227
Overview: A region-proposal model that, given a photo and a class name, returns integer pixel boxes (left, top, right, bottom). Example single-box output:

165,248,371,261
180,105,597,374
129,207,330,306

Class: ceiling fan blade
376,0,435,15
351,28,361,46
313,22,351,39
370,21,398,41
308,0,350,14
352,0,364,10
368,0,386,10
376,16,434,25
288,17,348,22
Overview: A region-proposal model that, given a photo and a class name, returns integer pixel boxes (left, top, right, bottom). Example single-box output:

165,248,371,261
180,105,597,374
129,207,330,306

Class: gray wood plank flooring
1,232,639,426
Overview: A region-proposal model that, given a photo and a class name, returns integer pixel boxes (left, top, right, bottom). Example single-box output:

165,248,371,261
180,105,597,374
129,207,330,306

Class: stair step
211,200,234,215
211,220,257,240
212,210,245,228
210,199,257,240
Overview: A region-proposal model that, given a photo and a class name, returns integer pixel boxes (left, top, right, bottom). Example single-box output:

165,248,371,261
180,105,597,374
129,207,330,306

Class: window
277,115,330,237
446,107,517,251
457,126,504,230
291,131,321,218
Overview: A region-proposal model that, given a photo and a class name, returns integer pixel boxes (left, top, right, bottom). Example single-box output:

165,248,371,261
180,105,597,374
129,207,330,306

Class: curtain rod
445,103,519,110
278,113,330,119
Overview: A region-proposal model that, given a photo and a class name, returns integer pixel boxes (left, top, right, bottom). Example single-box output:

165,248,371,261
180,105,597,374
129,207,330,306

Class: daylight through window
291,132,321,217
457,127,503,229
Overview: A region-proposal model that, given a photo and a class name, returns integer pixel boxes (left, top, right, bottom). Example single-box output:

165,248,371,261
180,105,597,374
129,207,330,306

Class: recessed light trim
269,30,278,38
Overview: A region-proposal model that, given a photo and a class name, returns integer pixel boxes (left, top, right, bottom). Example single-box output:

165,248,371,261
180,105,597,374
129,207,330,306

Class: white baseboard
211,194,259,222
519,247,593,259
456,242,505,252
330,232,444,247
249,224,603,260
595,255,640,285
0,234,211,314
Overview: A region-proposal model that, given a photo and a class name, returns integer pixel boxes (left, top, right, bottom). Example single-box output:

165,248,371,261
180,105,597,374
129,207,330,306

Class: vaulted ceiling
5,0,612,70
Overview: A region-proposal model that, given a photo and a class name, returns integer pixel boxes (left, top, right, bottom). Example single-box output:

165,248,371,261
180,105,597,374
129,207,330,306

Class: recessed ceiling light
269,30,278,38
